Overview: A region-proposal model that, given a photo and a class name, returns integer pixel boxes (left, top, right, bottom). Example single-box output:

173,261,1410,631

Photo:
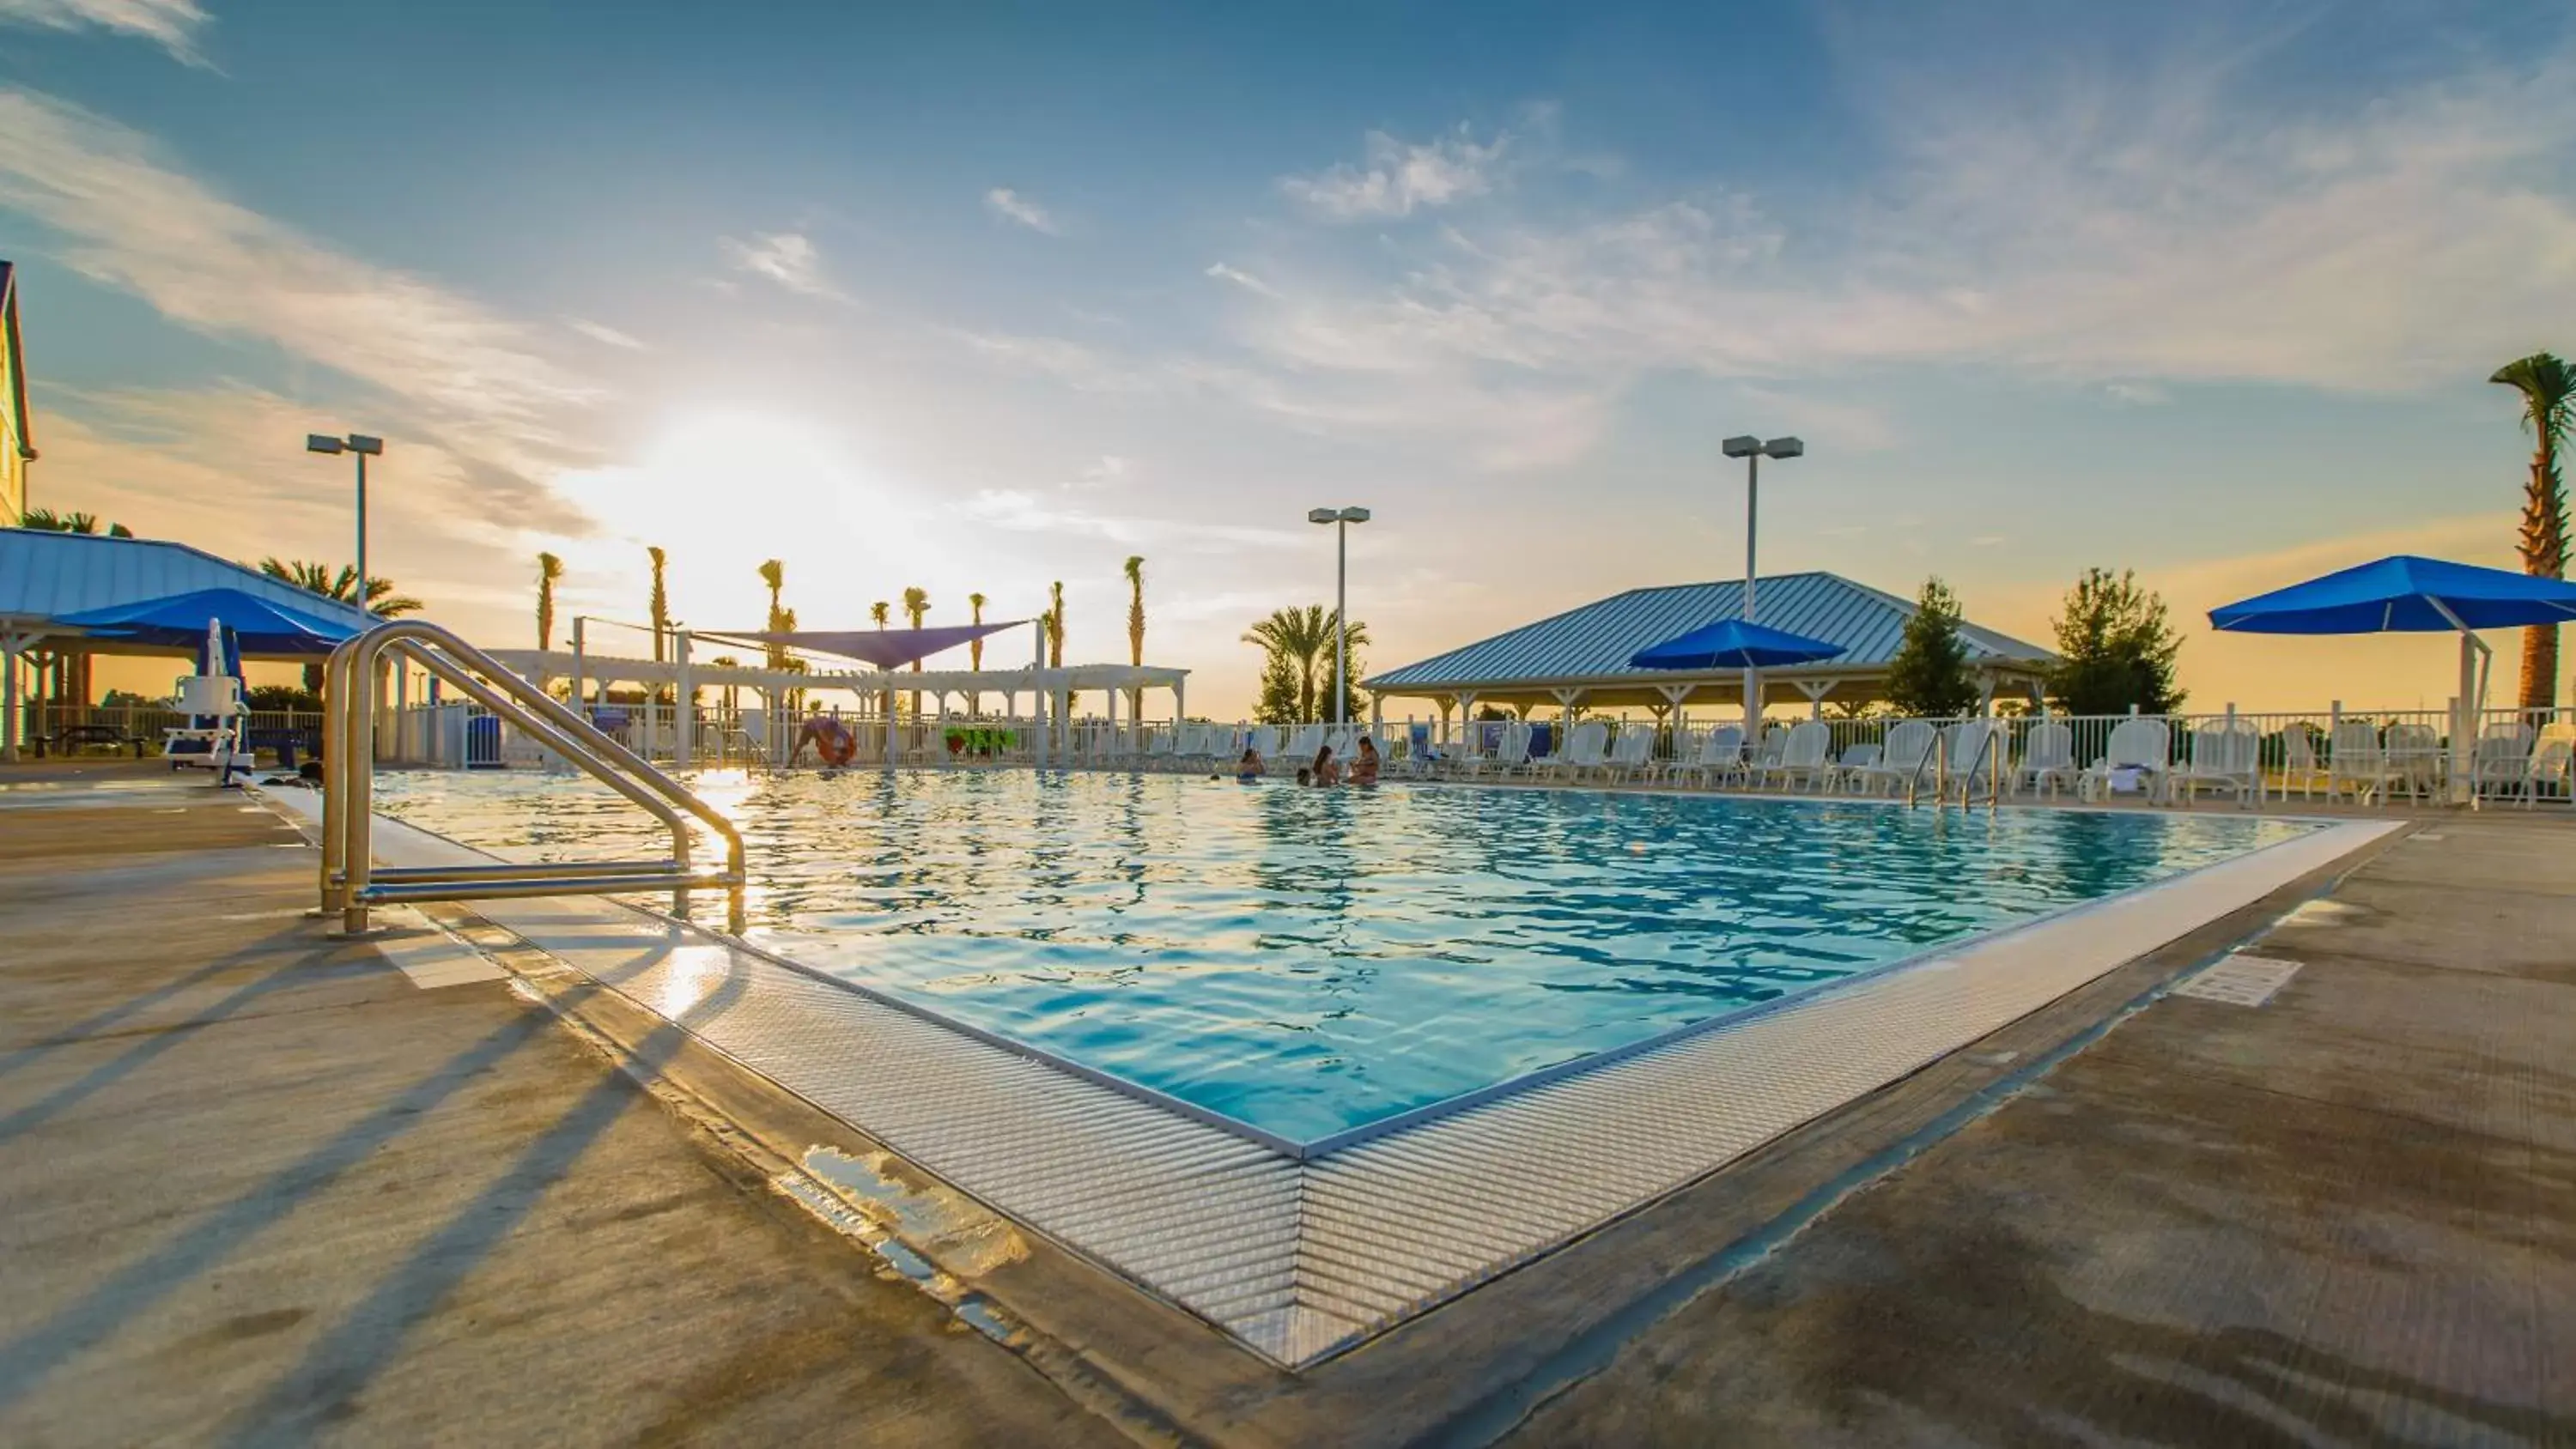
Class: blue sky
4,0,2573,712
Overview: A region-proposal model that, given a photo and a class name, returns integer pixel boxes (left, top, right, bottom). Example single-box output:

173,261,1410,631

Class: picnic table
35,724,149,759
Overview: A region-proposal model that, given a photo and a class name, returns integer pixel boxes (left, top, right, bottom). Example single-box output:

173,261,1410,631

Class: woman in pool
1349,734,1382,786
1310,743,1341,786
1237,746,1264,782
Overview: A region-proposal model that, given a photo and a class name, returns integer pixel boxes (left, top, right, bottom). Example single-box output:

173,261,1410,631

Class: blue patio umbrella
58,586,367,657
1630,618,1847,670
2209,555,2576,798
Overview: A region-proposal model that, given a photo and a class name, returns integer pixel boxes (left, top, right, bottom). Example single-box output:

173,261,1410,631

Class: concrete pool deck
2,758,2571,1445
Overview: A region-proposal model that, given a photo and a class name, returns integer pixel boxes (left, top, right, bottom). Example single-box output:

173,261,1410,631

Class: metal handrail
1905,728,1947,809
1952,723,2001,808
320,621,745,935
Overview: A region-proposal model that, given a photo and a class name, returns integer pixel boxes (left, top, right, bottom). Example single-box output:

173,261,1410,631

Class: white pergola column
1551,687,1584,749
0,629,39,761
1795,679,1838,719
673,630,695,768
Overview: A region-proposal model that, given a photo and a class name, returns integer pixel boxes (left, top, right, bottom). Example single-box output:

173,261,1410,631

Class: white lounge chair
2275,724,2329,800
1765,720,1836,791
2012,720,2078,798
2077,718,2172,803
2384,722,2443,802
1544,719,1611,780
2325,720,2402,805
1826,741,1880,793
2510,725,2575,807
2470,723,2536,800
2167,719,2262,807
1937,718,2008,799
1668,724,1747,788
1278,723,1325,775
1604,724,1656,783
1847,720,1936,796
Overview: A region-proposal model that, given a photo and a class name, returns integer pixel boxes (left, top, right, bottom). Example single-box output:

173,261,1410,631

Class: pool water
374,769,2313,1144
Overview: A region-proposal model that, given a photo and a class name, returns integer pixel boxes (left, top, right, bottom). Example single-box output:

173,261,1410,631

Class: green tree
2043,567,2186,716
1254,650,1303,725
1884,577,1980,718
536,551,564,654
2492,352,2572,709
258,558,422,690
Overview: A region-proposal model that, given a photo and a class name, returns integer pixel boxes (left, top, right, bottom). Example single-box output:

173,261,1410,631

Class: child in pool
1237,746,1264,782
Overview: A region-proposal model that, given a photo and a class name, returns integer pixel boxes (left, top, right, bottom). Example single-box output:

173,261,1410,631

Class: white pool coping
256,784,2395,1367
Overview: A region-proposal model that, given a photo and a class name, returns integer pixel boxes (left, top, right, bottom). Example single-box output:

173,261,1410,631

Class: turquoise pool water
374,770,2313,1143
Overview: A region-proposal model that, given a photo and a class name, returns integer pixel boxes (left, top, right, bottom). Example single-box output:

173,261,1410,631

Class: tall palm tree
536,551,563,653
1123,555,1147,726
902,586,931,667
1047,580,1065,668
965,591,988,718
259,558,422,690
2494,352,2573,709
20,508,131,537
752,561,783,674
647,546,671,664
871,600,890,627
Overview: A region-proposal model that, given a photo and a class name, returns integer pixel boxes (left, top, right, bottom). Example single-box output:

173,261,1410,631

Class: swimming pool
373,770,2315,1146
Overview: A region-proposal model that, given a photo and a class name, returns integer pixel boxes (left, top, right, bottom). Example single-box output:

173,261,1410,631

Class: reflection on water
374,769,2312,1142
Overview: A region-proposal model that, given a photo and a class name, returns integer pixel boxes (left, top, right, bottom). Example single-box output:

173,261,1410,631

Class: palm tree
871,600,890,627
2493,353,2573,709
537,552,564,654
259,558,422,689
1123,555,1146,726
20,508,131,537
756,559,787,670
902,587,931,666
1047,580,1065,668
965,591,988,718
1242,604,1370,723
647,546,671,664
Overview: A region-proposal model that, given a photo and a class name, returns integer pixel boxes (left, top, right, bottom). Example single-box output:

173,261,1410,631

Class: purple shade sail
701,619,1033,670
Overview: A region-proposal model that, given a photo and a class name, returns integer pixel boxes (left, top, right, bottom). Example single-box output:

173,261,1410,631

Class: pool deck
3,758,2571,1446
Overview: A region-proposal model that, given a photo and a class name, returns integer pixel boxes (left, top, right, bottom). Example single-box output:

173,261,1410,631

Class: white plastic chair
1766,720,1836,791
2512,725,2575,807
1546,719,1611,780
1671,724,1747,789
1827,742,1880,793
2276,725,2328,800
2167,720,2262,807
1938,718,2008,797
2077,718,2172,803
1605,724,1656,782
2013,720,2078,798
1849,720,1935,796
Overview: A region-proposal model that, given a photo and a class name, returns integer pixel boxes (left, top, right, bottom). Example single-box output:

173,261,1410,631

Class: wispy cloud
1202,261,1279,298
0,88,600,482
1280,124,1510,221
984,186,1061,236
0,0,210,65
964,488,1300,552
563,316,645,350
720,230,849,302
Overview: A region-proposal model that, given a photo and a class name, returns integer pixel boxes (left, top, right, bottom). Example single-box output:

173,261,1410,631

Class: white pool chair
1936,718,2008,798
1765,720,1836,791
1278,724,1324,774
2167,720,2262,807
1668,724,1747,788
2384,723,2443,802
1847,720,1936,796
2324,720,2401,805
1826,741,1880,793
1604,724,1656,783
2011,720,2078,797
2471,724,2536,799
2076,718,2172,803
1461,720,1531,779
2510,725,2575,807
2275,725,2329,800
1544,719,1611,780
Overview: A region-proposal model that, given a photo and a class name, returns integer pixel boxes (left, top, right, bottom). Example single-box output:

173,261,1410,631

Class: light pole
1719,435,1803,731
306,433,386,615
1307,506,1371,727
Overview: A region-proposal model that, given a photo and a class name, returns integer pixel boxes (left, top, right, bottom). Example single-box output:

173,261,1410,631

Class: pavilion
1363,571,2054,731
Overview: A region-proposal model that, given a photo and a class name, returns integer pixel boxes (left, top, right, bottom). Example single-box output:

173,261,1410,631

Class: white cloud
984,187,1061,235
1203,262,1279,298
0,88,600,483
563,316,645,350
720,230,849,302
951,330,1158,394
963,488,1299,552
0,0,210,65
1280,125,1510,221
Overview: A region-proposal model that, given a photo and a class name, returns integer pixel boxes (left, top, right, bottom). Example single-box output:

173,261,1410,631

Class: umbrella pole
2427,601,2488,809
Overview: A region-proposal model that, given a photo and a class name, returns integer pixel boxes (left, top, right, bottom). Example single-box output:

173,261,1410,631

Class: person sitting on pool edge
1237,745,1264,782
790,711,858,768
1348,734,1382,785
1310,742,1341,786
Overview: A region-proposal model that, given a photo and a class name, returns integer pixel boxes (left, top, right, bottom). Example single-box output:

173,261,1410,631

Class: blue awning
2208,555,2576,634
1629,618,1848,670
59,587,368,657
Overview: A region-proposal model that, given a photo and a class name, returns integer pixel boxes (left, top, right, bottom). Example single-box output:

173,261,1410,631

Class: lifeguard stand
166,622,256,784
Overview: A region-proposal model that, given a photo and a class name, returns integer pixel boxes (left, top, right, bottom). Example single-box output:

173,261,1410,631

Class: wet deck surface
1509,816,2576,1446
0,767,1122,1448
3,760,2570,1446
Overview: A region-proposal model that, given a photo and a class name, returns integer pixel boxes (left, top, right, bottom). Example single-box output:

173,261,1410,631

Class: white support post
0,630,33,762
674,630,695,769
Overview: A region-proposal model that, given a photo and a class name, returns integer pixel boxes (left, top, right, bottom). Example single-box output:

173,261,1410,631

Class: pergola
488,623,1188,767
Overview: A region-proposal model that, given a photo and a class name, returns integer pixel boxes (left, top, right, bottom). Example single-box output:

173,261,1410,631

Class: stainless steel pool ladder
319,621,746,936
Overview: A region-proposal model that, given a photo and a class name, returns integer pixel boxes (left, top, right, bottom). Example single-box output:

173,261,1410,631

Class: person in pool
1349,734,1382,785
790,712,858,768
1310,743,1342,786
1237,746,1264,781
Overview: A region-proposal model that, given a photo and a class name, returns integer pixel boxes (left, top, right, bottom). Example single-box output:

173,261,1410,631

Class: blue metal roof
1364,571,2052,692
0,527,377,642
